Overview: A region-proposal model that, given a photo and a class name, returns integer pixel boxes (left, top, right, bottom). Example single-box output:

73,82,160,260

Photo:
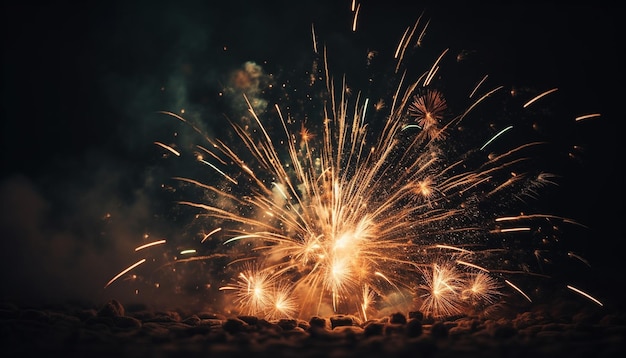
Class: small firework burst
461,271,504,307
218,264,298,320
418,262,465,318
408,89,449,142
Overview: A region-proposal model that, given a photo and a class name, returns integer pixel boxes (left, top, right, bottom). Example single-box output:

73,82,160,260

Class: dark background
1,1,622,310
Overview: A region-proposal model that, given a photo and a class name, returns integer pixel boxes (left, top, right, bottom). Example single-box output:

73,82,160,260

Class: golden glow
105,8,601,321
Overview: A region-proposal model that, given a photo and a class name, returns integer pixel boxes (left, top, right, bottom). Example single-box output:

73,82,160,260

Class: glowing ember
105,4,602,320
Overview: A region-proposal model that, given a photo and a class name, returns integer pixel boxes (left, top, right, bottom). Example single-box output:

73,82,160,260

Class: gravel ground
2,297,624,358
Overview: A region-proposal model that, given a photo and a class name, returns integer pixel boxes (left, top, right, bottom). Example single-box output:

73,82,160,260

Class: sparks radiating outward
105,4,603,320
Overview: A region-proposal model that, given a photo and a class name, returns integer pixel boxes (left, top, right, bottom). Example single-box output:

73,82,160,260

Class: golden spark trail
135,240,166,251
154,141,180,156
480,126,513,151
424,49,448,86
567,252,591,267
494,227,531,233
458,86,504,124
198,159,238,185
567,285,603,306
435,245,473,254
311,23,318,54
523,88,558,108
352,3,360,32
201,228,222,243
469,75,489,98
105,259,146,288
394,15,423,73
575,113,601,121
496,214,587,228
457,260,490,272
416,18,429,47
505,279,532,303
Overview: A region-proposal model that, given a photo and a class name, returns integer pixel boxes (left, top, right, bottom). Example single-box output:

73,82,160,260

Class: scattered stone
125,303,149,313
383,323,405,336
330,314,357,328
309,316,327,329
257,318,279,330
238,315,258,325
276,318,297,330
333,325,364,336
97,299,125,318
198,318,223,326
182,314,201,326
0,299,623,358
198,312,226,320
296,319,310,331
20,308,50,321
363,321,384,337
406,318,423,337
142,322,172,342
408,311,424,321
222,317,246,334
113,315,142,329
389,312,407,324
430,321,449,339
143,314,178,324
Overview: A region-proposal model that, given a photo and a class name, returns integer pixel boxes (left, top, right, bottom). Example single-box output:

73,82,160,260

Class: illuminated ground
2,295,624,358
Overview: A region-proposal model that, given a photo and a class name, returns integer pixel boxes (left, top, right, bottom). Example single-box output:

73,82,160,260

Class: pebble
0,298,623,358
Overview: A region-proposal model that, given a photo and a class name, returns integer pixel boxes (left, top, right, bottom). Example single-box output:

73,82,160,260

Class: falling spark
505,279,532,303
352,3,360,32
105,259,146,289
495,214,587,228
469,75,489,99
568,251,591,267
496,227,532,233
311,23,318,54
458,86,504,123
394,15,423,73
457,260,490,272
154,141,180,156
201,228,222,243
567,285,603,306
416,18,429,47
523,87,558,108
575,113,601,122
135,240,167,251
436,245,472,254
198,159,238,185
424,48,448,86
480,126,513,151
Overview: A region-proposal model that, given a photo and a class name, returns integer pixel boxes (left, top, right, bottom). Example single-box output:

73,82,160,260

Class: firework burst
105,4,602,320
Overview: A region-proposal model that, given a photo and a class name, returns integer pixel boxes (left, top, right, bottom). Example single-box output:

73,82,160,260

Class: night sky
1,1,622,311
